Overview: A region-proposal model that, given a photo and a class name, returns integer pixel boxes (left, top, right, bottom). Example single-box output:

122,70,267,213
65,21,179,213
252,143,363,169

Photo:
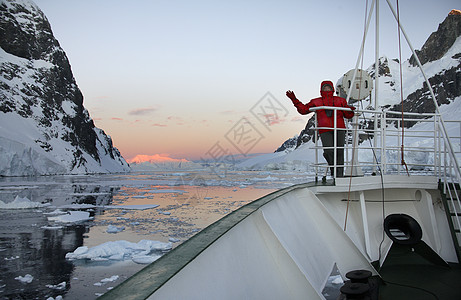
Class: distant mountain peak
409,11,461,66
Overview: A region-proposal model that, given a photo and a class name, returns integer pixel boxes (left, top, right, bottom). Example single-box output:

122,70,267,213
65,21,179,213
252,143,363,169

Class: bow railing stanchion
309,106,356,181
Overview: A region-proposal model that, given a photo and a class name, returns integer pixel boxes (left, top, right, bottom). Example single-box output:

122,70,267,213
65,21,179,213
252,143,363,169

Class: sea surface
0,169,317,300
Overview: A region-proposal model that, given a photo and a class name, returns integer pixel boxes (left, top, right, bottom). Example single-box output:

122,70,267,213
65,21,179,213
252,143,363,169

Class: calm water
0,169,312,299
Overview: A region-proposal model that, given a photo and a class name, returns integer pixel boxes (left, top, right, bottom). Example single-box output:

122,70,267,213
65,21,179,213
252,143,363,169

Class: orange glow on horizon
127,154,190,164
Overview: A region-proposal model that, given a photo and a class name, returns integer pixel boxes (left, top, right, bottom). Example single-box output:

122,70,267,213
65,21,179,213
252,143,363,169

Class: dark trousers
320,130,345,177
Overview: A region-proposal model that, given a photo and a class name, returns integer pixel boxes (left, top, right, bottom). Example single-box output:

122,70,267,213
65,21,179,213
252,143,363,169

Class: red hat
320,80,334,92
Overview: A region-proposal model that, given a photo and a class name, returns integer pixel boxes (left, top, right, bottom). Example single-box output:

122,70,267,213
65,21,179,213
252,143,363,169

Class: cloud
167,116,183,122
128,107,158,116
111,117,124,121
127,154,189,164
152,123,167,127
262,114,287,126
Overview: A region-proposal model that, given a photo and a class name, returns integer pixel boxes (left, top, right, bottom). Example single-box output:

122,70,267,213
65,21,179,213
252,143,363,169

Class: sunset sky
34,0,459,163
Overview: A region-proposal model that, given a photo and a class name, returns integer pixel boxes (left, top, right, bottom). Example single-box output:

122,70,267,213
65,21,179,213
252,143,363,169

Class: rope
397,0,410,176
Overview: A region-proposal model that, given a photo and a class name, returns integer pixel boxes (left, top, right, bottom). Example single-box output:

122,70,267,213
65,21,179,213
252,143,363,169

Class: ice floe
65,239,172,263
104,204,159,210
47,211,92,223
94,275,119,286
148,189,187,194
131,255,162,264
57,203,160,210
46,281,66,290
15,274,33,283
0,196,49,209
107,225,125,233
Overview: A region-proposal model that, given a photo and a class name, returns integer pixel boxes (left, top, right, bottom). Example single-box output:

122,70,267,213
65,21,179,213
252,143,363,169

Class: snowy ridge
0,0,130,176
372,35,461,107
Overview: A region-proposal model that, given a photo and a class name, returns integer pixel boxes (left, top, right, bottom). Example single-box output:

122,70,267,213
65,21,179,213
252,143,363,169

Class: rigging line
343,0,369,232
385,0,460,184
396,0,410,176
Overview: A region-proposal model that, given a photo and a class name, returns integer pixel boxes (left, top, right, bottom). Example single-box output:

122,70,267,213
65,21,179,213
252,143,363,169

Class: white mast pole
345,0,375,103
374,0,379,110
373,0,380,174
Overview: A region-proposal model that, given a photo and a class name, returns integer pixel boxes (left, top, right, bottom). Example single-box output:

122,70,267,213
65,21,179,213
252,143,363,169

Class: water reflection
0,180,116,299
0,209,86,299
0,170,308,299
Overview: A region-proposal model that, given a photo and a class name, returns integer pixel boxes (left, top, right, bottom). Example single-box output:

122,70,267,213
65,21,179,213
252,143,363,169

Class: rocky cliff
0,0,130,175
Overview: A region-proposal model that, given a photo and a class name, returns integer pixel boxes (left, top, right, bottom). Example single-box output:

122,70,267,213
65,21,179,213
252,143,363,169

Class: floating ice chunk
107,225,125,233
15,274,33,283
171,173,189,176
58,204,159,210
103,204,159,210
59,204,96,209
93,275,120,286
132,254,161,264
0,196,49,209
44,209,66,215
4,256,19,261
46,281,66,290
148,189,187,194
47,211,92,223
46,296,63,300
70,192,110,197
101,275,119,283
169,238,180,243
331,275,343,285
65,240,172,262
41,225,64,230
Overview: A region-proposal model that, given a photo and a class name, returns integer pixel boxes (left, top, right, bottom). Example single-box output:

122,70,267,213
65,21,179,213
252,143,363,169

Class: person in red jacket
286,80,355,177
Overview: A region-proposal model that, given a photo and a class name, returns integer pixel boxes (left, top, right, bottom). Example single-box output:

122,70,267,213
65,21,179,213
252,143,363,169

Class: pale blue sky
34,0,460,161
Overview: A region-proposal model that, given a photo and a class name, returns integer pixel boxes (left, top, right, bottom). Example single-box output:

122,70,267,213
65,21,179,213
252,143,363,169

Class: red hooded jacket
292,81,355,134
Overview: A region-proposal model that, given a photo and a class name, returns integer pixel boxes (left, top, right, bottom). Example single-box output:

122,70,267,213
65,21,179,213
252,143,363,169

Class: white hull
146,176,456,300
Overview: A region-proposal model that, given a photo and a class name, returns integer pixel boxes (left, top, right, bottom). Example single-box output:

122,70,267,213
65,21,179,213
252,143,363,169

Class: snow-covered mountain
0,0,130,176
239,10,461,170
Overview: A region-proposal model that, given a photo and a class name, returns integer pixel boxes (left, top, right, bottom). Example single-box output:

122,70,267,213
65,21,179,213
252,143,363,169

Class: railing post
345,112,363,177
334,107,337,179
381,112,387,174
314,113,319,180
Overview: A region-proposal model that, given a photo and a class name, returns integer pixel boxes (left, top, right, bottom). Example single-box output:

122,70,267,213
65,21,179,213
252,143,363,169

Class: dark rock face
1,1,56,60
390,64,461,127
0,0,130,175
409,13,461,66
275,136,298,153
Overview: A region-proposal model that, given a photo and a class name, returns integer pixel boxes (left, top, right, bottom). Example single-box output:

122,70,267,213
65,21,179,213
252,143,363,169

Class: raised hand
286,90,297,102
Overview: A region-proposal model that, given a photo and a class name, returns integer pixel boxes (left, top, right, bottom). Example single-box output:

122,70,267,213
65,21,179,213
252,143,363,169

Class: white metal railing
310,106,461,241
309,106,461,181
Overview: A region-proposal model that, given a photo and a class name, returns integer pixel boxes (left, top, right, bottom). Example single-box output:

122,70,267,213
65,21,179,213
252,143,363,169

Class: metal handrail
309,107,461,183
309,106,461,241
